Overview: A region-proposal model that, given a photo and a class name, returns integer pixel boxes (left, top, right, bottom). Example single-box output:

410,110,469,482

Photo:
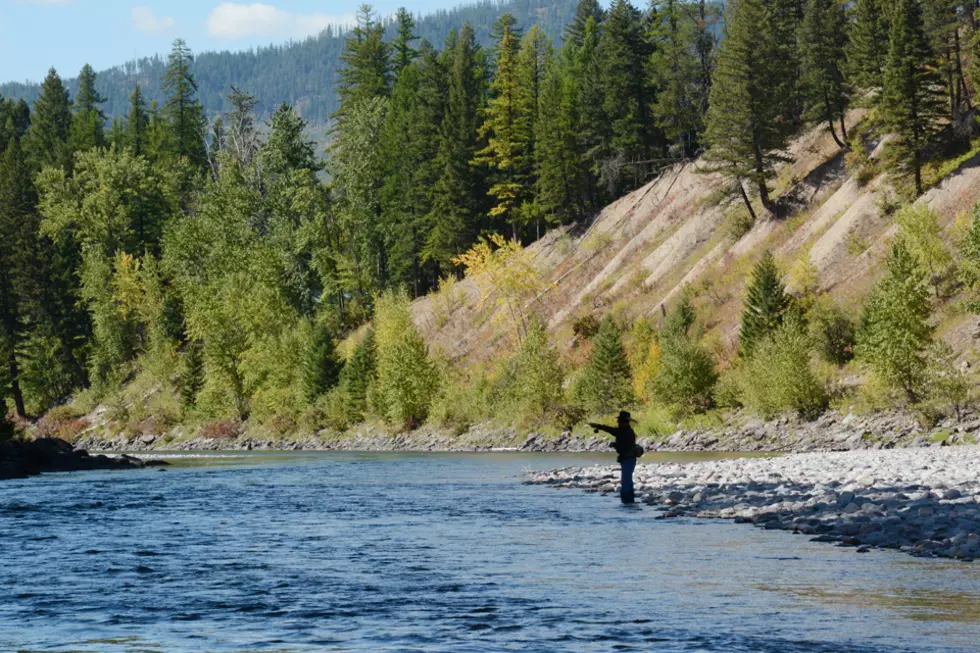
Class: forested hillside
0,0,577,123
4,0,980,446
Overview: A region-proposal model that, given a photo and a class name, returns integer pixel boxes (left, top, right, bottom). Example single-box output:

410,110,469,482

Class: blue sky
0,0,448,84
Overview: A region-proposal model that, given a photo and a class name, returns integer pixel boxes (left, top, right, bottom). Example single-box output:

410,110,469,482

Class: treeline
0,0,577,123
4,0,980,438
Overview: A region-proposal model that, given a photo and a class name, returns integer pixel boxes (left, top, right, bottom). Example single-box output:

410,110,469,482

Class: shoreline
526,446,980,561
69,408,978,454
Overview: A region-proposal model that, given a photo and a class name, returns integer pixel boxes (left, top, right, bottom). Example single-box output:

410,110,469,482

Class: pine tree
392,7,420,77
923,0,969,129
474,17,529,235
536,47,588,225
0,137,34,417
650,0,701,156
598,0,658,192
162,39,207,168
847,0,891,93
226,86,259,170
127,85,150,158
692,0,718,129
648,299,718,413
880,0,945,196
336,4,391,122
799,0,850,148
574,17,608,209
340,328,377,419
70,63,106,152
303,323,343,402
858,241,933,402
179,340,205,408
424,24,485,271
261,103,320,177
565,0,605,46
739,250,790,358
25,68,73,172
574,315,636,415
703,0,790,217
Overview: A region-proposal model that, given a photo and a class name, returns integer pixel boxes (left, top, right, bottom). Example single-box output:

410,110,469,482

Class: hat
618,411,636,423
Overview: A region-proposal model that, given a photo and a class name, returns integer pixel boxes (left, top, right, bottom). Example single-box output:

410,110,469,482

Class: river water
2,452,979,652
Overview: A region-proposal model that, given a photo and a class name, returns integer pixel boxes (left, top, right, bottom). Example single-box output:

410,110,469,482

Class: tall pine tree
162,39,207,168
799,0,850,147
881,0,945,196
739,250,790,358
70,64,106,153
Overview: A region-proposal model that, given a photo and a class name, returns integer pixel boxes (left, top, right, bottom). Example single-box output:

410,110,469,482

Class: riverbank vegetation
5,0,980,444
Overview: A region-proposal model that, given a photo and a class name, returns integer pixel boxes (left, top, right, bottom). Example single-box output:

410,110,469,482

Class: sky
0,0,449,84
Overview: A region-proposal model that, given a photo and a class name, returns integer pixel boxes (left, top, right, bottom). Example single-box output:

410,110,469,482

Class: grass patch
922,138,980,191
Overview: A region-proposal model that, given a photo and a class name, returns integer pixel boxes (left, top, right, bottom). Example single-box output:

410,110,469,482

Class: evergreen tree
515,25,552,236
858,241,933,402
25,68,73,171
340,329,377,420
739,250,790,358
226,86,260,170
923,0,970,128
162,39,207,168
261,103,320,177
649,0,701,156
574,315,636,415
799,0,850,148
648,299,718,413
565,0,605,46
574,17,608,209
598,0,658,192
392,7,420,77
70,63,106,152
126,84,150,158
847,0,890,93
0,137,33,417
880,0,945,196
474,17,529,236
303,323,343,402
180,340,205,408
703,0,790,217
424,24,485,271
336,4,391,122
535,47,588,224
692,0,718,130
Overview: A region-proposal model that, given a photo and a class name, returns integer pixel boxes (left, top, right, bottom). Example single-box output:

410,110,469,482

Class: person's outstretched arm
588,422,616,435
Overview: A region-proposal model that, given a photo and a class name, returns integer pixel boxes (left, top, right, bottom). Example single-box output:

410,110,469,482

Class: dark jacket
593,424,637,462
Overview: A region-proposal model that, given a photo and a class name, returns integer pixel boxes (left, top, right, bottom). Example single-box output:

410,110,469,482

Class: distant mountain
0,0,577,124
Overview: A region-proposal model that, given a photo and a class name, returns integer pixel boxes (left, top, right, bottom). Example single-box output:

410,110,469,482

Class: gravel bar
526,447,980,560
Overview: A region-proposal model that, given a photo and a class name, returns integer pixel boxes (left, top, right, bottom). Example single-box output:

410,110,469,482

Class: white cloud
206,2,352,40
132,6,175,35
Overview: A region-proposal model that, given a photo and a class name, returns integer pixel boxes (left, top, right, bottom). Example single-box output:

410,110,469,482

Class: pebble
525,446,980,561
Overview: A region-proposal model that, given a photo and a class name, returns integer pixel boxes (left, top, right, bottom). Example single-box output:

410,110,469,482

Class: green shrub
574,315,636,415
572,314,601,341
857,241,933,403
339,329,377,422
507,321,565,424
372,289,439,429
179,341,205,409
741,319,828,420
809,300,856,366
713,366,745,410
648,333,718,414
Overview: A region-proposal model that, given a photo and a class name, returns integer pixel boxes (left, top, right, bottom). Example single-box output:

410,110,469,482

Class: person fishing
589,411,640,505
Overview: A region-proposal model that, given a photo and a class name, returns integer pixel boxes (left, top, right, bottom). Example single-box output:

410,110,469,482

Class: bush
857,241,933,403
506,321,565,424
572,314,601,341
179,341,205,409
199,419,244,440
648,332,718,414
739,251,790,358
740,319,828,420
845,132,877,186
574,315,636,415
372,289,439,429
809,300,855,366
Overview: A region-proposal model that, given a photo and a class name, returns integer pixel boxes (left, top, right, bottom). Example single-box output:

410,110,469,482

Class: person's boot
621,491,635,505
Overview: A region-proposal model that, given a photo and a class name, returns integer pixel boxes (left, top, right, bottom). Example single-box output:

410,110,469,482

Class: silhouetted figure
590,411,638,504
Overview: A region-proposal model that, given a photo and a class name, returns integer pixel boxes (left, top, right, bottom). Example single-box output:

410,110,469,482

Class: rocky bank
0,438,168,480
527,446,980,560
72,409,977,454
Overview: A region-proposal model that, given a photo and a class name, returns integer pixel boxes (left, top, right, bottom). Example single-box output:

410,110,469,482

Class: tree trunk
7,353,25,418
737,181,758,223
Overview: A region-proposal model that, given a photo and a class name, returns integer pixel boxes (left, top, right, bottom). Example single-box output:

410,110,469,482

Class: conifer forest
5,0,980,441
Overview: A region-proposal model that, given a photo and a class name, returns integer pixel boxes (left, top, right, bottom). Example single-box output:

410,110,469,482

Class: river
1,452,979,652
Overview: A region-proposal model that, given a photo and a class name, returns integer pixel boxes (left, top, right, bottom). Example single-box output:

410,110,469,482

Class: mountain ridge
0,0,577,124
